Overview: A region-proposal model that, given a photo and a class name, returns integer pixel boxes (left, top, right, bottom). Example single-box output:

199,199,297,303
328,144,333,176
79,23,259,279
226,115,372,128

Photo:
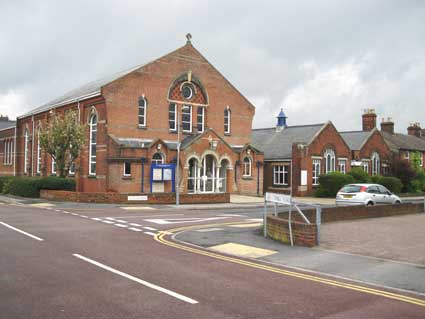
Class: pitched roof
19,42,255,119
340,130,374,151
381,131,425,152
0,120,16,131
251,123,325,160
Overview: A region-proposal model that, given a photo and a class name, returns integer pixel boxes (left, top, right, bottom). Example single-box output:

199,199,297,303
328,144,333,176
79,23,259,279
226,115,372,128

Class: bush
315,172,355,197
36,177,76,192
347,167,370,183
0,176,12,193
409,171,425,193
370,176,403,194
7,177,40,197
2,176,76,197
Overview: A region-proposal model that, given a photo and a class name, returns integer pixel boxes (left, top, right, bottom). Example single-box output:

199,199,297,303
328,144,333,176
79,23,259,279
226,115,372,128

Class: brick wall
267,215,317,247
267,202,424,247
40,189,230,204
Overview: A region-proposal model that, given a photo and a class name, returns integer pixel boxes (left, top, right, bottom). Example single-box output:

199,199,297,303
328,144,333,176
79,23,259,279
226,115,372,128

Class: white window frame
9,139,13,165
24,129,29,174
243,157,252,177
36,130,41,174
338,160,346,174
362,161,369,173
51,156,56,175
197,106,205,133
181,105,192,133
123,161,131,177
324,149,336,174
273,165,288,185
152,153,164,165
224,108,231,134
88,114,97,176
138,97,147,127
169,103,177,131
312,159,321,185
371,152,380,176
404,151,410,161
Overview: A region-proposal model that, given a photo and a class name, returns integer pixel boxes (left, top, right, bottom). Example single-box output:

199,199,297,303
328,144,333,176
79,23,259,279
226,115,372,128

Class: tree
39,111,85,178
391,156,417,192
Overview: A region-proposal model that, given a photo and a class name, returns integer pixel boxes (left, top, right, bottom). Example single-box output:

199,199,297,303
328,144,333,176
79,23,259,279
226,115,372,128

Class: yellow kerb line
154,225,425,308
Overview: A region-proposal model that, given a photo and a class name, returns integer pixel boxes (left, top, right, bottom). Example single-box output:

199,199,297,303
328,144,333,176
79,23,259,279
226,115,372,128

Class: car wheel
366,201,374,207
395,200,401,204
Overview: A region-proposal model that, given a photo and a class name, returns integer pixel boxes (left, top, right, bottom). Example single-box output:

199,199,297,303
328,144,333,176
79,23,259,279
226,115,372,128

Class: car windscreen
340,185,362,193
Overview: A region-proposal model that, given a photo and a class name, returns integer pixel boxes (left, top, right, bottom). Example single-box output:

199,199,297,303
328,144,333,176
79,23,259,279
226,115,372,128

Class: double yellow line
154,222,425,308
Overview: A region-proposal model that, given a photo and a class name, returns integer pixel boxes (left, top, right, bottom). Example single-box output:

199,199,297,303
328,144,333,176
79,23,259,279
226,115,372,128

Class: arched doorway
218,159,229,192
201,154,217,193
187,158,200,193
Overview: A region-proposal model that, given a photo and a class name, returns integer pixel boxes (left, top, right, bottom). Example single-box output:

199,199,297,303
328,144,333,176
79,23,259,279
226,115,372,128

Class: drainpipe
256,161,261,195
31,115,35,176
141,157,146,193
13,126,17,176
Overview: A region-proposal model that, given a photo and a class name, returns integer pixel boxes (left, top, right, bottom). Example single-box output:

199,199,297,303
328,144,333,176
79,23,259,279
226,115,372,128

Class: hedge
2,176,76,198
315,172,355,197
371,176,403,194
347,167,370,183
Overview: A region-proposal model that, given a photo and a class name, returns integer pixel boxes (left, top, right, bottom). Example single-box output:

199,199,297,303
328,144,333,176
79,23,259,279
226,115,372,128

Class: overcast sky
1,0,424,133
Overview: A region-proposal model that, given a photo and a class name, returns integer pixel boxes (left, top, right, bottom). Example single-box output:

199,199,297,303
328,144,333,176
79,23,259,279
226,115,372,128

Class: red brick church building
1,36,263,198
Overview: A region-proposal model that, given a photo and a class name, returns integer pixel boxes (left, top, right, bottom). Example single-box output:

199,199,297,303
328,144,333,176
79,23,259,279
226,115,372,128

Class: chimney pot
362,108,377,131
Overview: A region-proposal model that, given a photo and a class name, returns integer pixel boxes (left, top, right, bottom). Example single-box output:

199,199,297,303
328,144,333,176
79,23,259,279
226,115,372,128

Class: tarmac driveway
320,213,425,265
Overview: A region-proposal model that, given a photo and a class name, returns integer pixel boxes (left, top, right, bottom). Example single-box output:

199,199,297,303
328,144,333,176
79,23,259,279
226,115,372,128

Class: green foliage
409,171,425,193
39,110,85,178
370,175,403,194
0,176,12,194
7,177,40,197
410,151,423,172
1,176,76,197
315,172,355,197
347,167,370,183
391,157,418,192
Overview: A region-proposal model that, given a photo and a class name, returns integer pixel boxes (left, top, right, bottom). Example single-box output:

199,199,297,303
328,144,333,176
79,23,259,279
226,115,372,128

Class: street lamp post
176,108,181,207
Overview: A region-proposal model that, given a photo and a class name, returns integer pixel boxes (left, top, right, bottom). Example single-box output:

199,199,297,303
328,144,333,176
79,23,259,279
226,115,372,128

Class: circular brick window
181,84,193,100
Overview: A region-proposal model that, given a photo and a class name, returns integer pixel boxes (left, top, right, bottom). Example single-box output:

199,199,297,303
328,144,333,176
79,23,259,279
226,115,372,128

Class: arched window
371,152,380,176
324,148,336,174
138,97,147,127
152,153,164,165
24,129,29,174
224,108,231,134
88,114,97,175
243,157,252,177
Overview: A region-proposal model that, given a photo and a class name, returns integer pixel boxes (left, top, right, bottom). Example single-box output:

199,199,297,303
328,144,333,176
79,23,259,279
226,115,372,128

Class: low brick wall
40,190,230,204
267,202,424,247
277,203,424,224
267,215,317,247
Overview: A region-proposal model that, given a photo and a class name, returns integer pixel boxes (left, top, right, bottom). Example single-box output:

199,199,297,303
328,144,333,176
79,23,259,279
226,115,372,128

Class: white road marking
145,217,229,225
114,224,128,228
143,226,157,231
248,218,263,222
80,215,88,218
216,214,244,217
72,254,198,304
115,220,127,223
106,217,116,220
128,227,142,232
120,206,156,210
129,223,142,227
91,218,102,221
63,211,70,214
54,209,61,212
71,213,79,216
144,231,157,236
103,214,184,219
102,221,115,224
0,222,44,241
195,228,224,232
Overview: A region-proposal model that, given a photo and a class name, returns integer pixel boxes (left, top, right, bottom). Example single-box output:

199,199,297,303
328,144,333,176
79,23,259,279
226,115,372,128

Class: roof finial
186,33,192,44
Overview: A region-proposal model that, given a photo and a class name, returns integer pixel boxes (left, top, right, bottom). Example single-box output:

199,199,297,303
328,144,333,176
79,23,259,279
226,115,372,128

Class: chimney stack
362,108,376,131
381,117,394,134
407,122,421,137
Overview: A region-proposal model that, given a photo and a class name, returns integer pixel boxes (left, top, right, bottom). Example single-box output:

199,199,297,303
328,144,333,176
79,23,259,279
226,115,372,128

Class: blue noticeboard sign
150,163,176,193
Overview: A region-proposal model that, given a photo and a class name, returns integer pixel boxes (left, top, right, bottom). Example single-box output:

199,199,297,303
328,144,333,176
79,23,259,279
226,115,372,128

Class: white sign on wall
128,195,148,201
152,168,163,181
163,169,172,181
301,170,308,186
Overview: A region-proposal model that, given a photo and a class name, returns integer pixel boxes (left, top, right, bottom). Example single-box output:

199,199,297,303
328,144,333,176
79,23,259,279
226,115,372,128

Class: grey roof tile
251,124,325,160
0,120,16,131
340,131,373,150
381,131,425,152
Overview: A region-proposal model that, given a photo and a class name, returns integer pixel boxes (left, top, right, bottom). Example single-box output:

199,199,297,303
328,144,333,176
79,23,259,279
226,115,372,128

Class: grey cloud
0,0,424,133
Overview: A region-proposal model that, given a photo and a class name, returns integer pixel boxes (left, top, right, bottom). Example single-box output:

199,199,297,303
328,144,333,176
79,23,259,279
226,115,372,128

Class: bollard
316,206,322,245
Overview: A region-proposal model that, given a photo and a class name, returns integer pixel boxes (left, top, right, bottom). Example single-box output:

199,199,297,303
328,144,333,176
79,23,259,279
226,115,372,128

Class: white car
336,183,402,206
